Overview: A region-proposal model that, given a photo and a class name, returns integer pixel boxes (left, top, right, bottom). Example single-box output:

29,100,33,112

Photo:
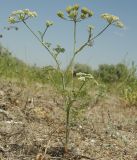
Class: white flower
86,74,94,79
77,72,96,82
115,21,124,28
28,11,37,17
101,13,124,29
101,13,119,23
8,9,37,23
12,10,24,16
78,76,86,81
8,16,16,24
76,72,87,76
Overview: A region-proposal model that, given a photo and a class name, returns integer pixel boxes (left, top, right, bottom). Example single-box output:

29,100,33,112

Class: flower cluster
80,7,94,19
57,4,94,21
76,72,94,81
115,21,124,28
8,9,37,23
76,72,98,85
67,5,79,20
57,11,64,19
101,13,124,28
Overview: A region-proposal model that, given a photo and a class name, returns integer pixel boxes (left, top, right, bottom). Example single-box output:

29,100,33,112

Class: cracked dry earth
0,80,137,160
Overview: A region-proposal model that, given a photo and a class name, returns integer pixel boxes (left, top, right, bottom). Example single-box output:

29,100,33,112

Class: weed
8,4,124,153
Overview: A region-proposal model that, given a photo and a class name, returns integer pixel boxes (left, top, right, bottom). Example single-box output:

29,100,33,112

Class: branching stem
75,23,111,55
22,20,60,69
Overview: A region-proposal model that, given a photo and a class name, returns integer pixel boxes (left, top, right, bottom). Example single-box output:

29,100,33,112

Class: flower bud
72,4,79,11
66,6,72,14
8,16,16,24
88,10,94,17
57,11,64,19
46,20,53,27
80,13,87,19
81,7,89,14
69,11,78,19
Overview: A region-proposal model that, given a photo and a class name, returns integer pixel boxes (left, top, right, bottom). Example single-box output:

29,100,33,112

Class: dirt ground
0,80,137,160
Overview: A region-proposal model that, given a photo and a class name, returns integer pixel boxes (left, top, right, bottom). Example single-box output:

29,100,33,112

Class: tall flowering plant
8,5,124,152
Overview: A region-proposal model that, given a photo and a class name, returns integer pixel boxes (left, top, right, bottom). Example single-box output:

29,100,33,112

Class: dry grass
0,79,137,160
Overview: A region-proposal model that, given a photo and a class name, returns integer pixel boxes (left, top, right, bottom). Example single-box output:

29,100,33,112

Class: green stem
65,21,77,72
66,54,76,73
64,22,77,152
23,21,42,45
75,81,86,99
64,81,86,152
41,27,48,41
61,72,65,90
72,21,77,89
91,23,111,41
73,21,76,56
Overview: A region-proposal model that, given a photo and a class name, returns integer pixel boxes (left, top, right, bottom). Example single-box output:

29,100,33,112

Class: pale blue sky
0,0,137,69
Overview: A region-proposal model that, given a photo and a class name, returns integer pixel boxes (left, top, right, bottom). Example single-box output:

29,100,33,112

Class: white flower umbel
8,9,37,23
76,72,94,81
101,13,124,28
101,13,119,23
78,76,86,81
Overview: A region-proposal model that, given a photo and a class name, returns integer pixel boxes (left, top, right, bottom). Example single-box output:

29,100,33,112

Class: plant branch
73,21,77,57
74,81,86,99
75,23,111,55
41,27,48,41
22,20,67,93
22,20,60,69
91,23,111,41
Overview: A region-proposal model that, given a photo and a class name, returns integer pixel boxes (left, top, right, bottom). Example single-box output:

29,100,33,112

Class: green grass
0,44,48,84
1,43,137,106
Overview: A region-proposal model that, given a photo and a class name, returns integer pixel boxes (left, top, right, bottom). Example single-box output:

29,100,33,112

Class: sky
0,0,137,69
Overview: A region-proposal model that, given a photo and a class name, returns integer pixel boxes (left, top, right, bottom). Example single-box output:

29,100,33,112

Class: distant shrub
73,63,92,76
96,63,131,83
115,63,129,80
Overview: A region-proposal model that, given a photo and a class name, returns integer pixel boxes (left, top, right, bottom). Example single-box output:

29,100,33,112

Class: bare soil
0,80,137,160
